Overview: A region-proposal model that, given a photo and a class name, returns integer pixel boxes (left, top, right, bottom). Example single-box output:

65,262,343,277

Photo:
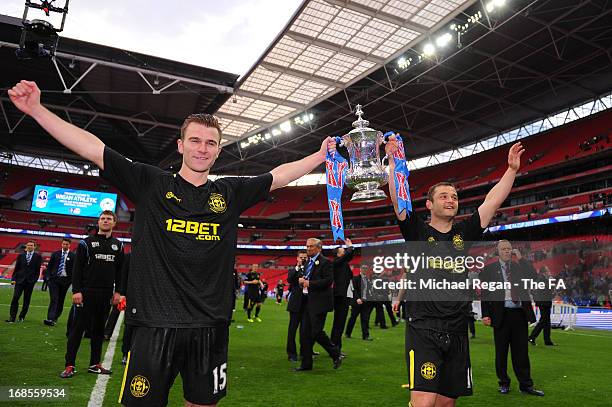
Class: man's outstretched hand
7,80,42,117
507,142,525,171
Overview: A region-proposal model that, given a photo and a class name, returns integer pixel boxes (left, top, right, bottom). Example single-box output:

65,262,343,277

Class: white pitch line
555,330,612,339
87,311,124,407
0,303,51,308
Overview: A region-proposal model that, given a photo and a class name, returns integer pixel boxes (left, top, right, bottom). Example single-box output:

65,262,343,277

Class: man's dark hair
99,210,117,222
180,113,222,142
427,182,457,202
62,238,71,243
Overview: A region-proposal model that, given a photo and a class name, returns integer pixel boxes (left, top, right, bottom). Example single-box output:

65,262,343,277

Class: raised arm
8,80,105,169
384,135,406,221
269,137,332,191
477,142,525,228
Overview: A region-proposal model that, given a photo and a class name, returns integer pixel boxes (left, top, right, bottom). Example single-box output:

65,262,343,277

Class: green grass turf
1,283,611,406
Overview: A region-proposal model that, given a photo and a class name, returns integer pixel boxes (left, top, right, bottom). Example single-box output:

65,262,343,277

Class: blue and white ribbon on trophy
384,131,413,217
325,133,412,242
325,136,348,242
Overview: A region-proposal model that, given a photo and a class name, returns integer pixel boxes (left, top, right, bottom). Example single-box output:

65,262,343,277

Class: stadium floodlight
16,0,70,60
279,121,292,133
486,0,505,13
422,43,436,57
435,33,453,47
271,128,282,137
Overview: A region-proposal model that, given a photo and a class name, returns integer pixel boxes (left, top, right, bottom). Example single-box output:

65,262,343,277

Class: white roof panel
217,0,473,143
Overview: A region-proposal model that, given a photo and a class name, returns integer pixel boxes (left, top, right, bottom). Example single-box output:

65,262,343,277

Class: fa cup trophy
341,104,388,202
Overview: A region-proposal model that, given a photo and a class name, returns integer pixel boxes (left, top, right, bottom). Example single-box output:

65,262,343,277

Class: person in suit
294,238,342,371
480,240,544,396
529,266,555,346
44,238,75,326
369,271,397,329
286,250,308,362
6,240,42,322
345,265,373,341
467,301,476,339
330,238,354,354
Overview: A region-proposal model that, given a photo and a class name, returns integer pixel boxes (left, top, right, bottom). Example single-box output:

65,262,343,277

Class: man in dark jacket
60,210,124,378
529,266,555,346
286,250,308,362
480,240,544,396
294,238,342,371
6,240,42,323
345,265,372,341
330,238,354,353
44,238,75,326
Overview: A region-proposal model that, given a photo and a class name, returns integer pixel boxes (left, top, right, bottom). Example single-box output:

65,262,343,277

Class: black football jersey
101,147,272,327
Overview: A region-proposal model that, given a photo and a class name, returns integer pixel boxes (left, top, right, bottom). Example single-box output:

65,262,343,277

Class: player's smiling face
178,123,221,174
427,185,458,219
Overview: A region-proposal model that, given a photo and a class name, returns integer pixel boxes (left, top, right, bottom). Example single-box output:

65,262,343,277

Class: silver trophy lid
349,104,376,135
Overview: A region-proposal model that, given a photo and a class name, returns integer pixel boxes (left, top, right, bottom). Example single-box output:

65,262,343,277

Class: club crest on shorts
421,362,436,380
130,375,150,397
452,234,464,250
208,193,227,214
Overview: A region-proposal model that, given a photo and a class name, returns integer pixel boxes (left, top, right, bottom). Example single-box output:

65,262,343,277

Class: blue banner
325,137,348,242
30,185,117,218
385,132,412,217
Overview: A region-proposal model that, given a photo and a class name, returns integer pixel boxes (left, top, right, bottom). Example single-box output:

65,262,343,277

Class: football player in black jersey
385,135,525,407
60,210,124,378
244,264,263,322
9,80,335,407
275,280,285,304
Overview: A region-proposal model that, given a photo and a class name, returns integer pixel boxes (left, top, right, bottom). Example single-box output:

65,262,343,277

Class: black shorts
119,325,229,407
405,323,472,399
246,290,261,304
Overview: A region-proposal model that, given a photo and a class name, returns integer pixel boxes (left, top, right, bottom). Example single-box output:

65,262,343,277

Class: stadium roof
214,0,472,140
207,0,612,174
2,0,612,177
